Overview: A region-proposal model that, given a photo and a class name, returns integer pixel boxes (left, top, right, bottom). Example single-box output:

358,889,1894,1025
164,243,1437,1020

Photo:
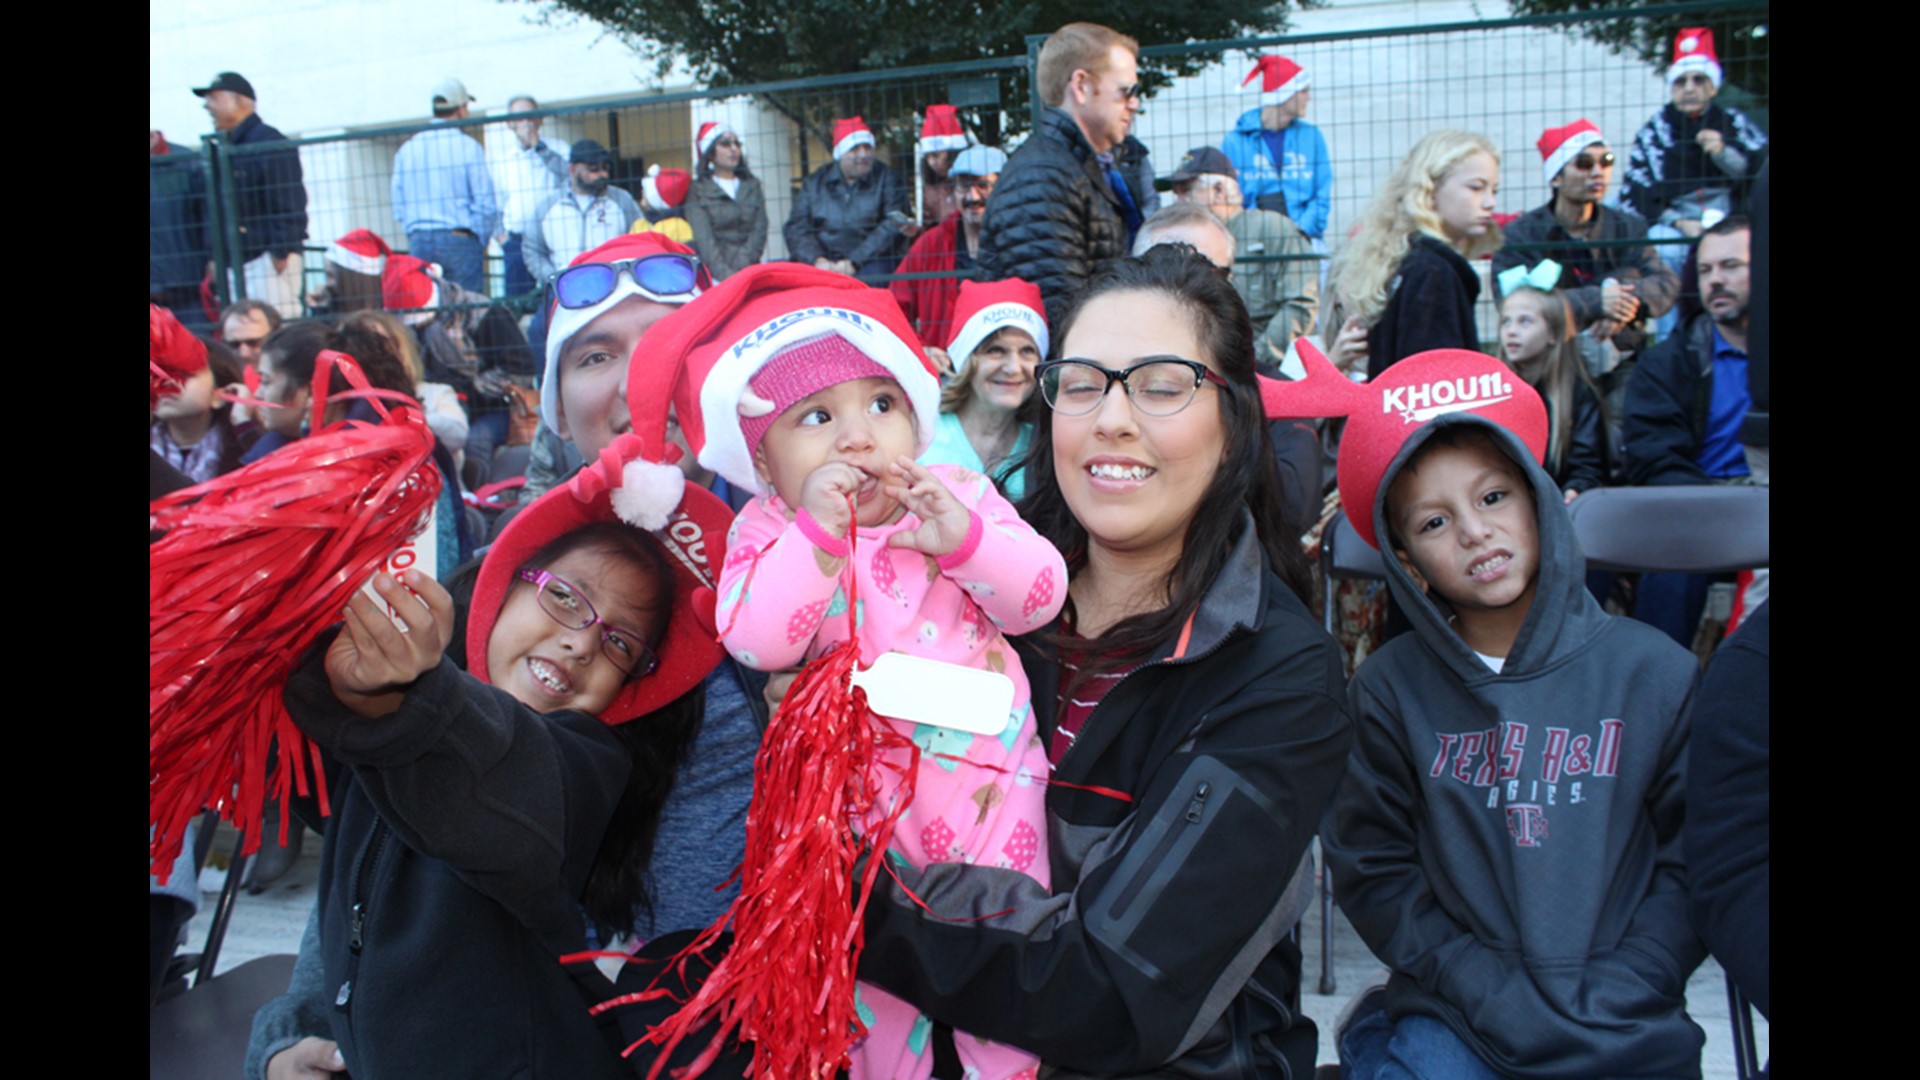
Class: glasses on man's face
1113,82,1143,101
1678,73,1714,88
1037,357,1231,417
1571,151,1617,171
550,254,708,309
515,568,659,677
955,176,996,194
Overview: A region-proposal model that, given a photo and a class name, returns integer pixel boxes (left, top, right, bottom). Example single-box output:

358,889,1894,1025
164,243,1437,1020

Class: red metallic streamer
628,498,920,1079
149,351,439,882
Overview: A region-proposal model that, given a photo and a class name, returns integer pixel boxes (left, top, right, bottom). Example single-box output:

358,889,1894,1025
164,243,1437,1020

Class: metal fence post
203,133,248,307
1025,34,1047,132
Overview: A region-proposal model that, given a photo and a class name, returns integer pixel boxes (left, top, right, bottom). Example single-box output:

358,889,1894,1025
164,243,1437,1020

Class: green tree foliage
525,1,1312,86
1506,2,1768,103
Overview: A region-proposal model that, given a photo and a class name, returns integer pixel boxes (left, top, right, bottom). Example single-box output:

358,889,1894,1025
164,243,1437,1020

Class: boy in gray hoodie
1272,346,1705,1078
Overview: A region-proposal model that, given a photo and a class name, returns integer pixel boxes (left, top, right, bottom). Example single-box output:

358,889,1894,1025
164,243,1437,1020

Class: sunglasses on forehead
550,254,709,309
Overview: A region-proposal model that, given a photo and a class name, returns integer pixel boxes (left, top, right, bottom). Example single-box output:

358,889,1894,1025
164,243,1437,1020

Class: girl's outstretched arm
324,569,455,717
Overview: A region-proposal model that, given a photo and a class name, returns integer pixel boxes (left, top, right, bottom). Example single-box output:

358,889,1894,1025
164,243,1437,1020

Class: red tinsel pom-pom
149,405,439,882
623,509,918,1079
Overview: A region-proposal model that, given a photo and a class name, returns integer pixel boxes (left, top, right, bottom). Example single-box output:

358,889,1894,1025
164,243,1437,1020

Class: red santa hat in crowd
1536,119,1607,187
918,104,968,155
150,303,208,408
642,165,691,213
1667,27,1722,88
381,255,441,326
1243,55,1309,106
325,228,393,276
1259,342,1547,550
832,116,876,160
466,431,730,724
945,278,1048,367
623,263,938,503
696,120,735,160
539,232,709,436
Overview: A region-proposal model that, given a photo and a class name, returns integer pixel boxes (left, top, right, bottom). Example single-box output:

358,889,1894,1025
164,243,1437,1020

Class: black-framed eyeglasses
515,568,660,677
549,254,708,309
1037,357,1231,417
1677,73,1715,87
1114,82,1143,100
1572,151,1617,171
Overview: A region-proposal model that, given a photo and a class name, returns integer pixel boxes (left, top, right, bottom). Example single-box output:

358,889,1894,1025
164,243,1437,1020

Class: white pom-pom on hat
610,458,687,532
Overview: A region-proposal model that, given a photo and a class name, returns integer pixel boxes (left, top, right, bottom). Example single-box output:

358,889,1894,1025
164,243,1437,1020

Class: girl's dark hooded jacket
1321,415,1706,1078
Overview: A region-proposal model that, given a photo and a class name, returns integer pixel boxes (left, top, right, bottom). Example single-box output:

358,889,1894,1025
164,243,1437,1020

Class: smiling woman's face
966,328,1041,414
1051,289,1226,564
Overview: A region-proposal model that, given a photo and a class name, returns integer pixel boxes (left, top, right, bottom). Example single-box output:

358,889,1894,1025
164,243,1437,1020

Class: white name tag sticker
852,652,1015,735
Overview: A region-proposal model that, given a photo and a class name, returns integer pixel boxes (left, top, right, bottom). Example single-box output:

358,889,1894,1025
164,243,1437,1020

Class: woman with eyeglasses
856,246,1351,1077
683,122,768,282
1331,130,1503,381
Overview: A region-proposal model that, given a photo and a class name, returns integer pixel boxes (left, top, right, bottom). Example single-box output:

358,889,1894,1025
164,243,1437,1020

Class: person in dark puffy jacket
782,116,913,279
977,22,1145,327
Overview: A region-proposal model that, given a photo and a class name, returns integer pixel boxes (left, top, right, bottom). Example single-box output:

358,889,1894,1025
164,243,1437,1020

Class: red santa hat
624,262,938,500
325,228,392,276
1243,55,1309,106
696,120,735,160
918,104,967,155
1536,119,1607,186
540,232,708,435
832,116,876,160
381,255,440,326
1668,27,1722,88
1258,341,1548,550
150,303,208,408
946,278,1048,368
643,165,691,213
466,432,730,725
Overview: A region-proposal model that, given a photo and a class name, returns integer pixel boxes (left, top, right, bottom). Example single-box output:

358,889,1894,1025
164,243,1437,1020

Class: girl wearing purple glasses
250,441,747,1079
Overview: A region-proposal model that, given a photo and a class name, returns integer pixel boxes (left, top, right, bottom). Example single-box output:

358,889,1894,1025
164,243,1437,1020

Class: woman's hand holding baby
884,457,973,558
326,569,455,717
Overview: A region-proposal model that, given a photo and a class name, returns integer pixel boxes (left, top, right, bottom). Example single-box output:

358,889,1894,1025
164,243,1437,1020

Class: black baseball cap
193,72,256,100
570,139,613,166
1168,145,1237,184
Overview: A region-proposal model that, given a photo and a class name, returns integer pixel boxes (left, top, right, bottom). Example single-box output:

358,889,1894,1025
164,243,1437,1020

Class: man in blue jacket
195,72,308,321
1222,55,1331,244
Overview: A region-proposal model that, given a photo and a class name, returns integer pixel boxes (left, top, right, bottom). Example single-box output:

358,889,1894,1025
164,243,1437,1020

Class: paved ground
182,828,1768,1076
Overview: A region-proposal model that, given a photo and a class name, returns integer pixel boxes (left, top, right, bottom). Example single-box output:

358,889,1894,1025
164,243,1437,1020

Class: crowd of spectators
153,20,1769,1078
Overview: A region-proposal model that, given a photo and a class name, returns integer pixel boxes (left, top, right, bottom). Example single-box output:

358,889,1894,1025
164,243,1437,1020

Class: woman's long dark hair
1013,246,1313,675
262,319,419,414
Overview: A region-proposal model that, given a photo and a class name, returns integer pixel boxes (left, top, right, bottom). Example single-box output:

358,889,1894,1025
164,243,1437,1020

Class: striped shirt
1049,638,1133,766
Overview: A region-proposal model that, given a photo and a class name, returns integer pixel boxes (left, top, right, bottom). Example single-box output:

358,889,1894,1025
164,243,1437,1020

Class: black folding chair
1315,510,1389,995
150,827,298,1080
1565,485,1770,574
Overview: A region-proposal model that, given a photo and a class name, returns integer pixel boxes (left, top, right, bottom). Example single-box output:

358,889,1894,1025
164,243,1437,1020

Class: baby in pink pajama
683,281,1063,1080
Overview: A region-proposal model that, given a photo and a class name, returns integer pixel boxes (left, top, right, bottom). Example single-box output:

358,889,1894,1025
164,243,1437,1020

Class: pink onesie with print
718,462,1061,1080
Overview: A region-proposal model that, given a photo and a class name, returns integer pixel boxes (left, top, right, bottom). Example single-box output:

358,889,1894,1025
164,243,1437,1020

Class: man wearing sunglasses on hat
1494,118,1677,378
